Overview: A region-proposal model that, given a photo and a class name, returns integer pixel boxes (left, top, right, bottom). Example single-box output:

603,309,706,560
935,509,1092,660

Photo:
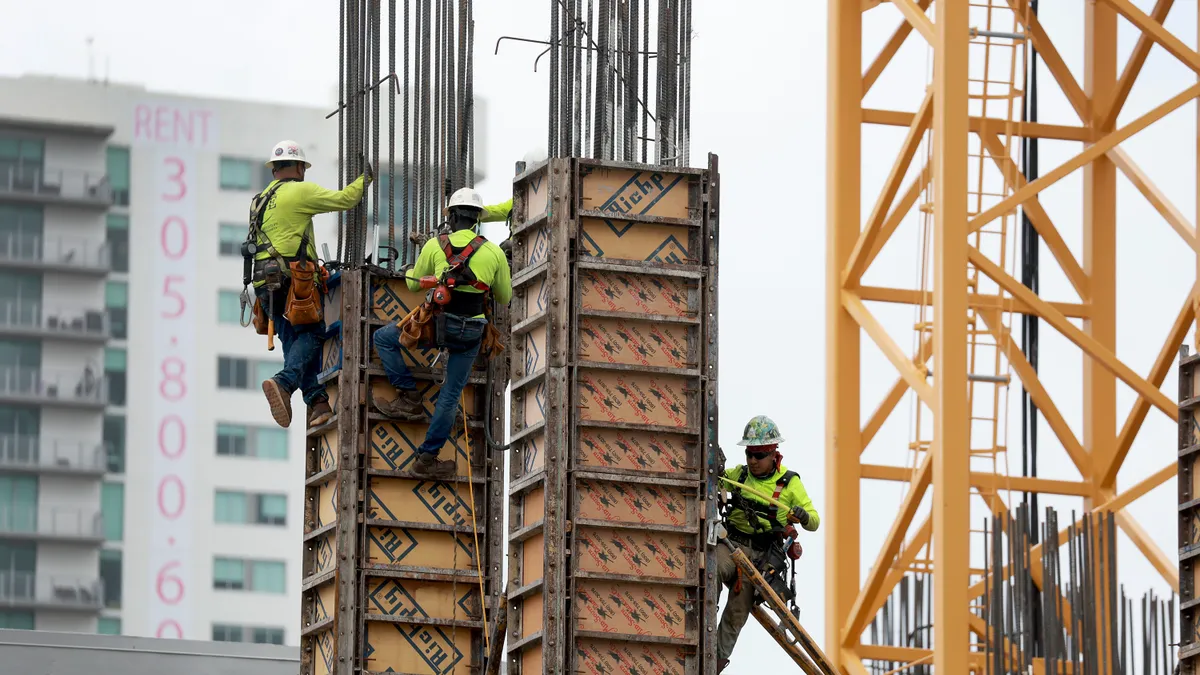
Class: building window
106,146,130,206
98,617,121,635
106,214,129,273
253,627,285,645
101,482,124,541
105,348,126,407
216,424,287,460
219,157,253,191
0,611,34,630
0,271,43,328
256,360,280,385
105,281,128,340
0,476,37,533
104,415,124,473
100,549,122,609
0,406,39,465
219,224,244,257
212,624,285,644
0,137,44,187
212,623,244,642
0,205,44,262
214,490,287,527
213,557,286,594
0,542,36,576
218,291,242,324
217,357,249,389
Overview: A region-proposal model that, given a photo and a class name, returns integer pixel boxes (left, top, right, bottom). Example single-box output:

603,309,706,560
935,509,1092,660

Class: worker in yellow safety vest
250,139,372,430
371,186,512,478
717,415,821,671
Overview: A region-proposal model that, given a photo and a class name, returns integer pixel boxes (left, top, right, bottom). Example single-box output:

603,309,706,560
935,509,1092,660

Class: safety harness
237,179,318,327
435,232,491,317
722,467,802,609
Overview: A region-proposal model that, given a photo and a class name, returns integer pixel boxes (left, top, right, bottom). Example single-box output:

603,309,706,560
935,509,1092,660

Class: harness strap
247,178,305,276
438,234,492,291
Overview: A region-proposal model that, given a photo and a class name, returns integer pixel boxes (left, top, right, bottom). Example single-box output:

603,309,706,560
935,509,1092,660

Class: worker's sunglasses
745,448,774,460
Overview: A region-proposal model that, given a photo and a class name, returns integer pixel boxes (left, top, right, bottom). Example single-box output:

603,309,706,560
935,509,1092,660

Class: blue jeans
373,313,485,455
257,286,327,406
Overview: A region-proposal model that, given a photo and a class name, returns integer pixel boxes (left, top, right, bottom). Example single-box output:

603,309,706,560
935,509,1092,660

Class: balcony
0,572,103,612
0,435,106,476
0,232,110,276
0,301,109,343
0,165,112,208
0,365,107,409
0,505,104,543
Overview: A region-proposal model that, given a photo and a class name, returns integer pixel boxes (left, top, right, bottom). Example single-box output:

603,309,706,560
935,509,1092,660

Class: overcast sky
2,0,1195,671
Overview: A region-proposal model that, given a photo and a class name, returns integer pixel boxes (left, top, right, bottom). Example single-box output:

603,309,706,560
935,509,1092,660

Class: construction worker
254,140,372,430
717,414,820,671
372,186,512,478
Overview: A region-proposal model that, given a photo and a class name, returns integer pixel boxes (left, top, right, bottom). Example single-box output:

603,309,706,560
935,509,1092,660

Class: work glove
787,506,810,527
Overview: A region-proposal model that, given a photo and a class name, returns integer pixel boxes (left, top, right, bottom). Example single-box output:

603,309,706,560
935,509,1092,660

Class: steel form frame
827,0,1194,672
504,155,721,674
298,268,508,675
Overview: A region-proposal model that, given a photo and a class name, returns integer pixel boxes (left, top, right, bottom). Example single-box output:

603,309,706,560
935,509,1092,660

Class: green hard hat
737,414,785,447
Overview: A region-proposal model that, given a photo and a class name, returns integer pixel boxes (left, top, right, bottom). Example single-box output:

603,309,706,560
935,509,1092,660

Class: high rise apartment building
0,74,490,646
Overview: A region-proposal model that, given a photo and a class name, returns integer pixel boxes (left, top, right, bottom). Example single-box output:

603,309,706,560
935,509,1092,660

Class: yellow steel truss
825,0,1194,672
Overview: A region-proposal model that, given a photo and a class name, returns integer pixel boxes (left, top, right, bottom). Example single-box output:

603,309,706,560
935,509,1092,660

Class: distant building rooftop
0,629,300,675
0,115,115,138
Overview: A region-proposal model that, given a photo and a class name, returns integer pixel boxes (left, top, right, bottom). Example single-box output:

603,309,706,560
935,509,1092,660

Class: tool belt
726,527,779,552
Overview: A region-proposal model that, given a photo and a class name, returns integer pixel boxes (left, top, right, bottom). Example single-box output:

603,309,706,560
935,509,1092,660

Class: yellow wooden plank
579,217,691,264
577,370,692,428
364,620,473,674
578,316,690,369
577,428,691,474
579,267,693,318
579,166,692,219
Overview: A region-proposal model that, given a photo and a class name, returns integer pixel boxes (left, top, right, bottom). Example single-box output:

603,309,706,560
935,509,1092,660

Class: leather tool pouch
284,260,323,326
252,297,269,335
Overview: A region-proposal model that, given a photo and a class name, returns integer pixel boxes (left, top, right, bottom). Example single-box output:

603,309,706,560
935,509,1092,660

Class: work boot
411,452,456,479
376,388,425,420
308,399,334,427
262,378,293,428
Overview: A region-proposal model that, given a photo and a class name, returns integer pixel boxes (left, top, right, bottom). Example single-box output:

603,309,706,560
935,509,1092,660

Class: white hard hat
265,140,312,168
523,146,548,165
447,187,484,211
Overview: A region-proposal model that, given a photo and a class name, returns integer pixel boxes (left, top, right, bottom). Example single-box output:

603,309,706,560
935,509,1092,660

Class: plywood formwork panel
506,156,720,674
1180,350,1200,672
301,268,506,675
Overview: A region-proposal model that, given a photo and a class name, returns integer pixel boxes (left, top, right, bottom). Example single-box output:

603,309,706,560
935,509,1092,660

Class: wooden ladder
724,539,839,675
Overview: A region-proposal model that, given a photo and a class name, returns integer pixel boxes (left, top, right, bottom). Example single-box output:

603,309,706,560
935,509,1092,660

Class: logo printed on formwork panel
576,585,687,638
521,435,541,475
534,275,549,312
367,527,419,564
413,482,473,528
318,433,336,472
598,172,686,217
579,229,605,258
524,331,543,374
316,535,335,572
371,423,469,472
364,615,466,674
647,235,688,264
317,631,335,672
527,226,550,266
575,640,687,675
577,531,688,578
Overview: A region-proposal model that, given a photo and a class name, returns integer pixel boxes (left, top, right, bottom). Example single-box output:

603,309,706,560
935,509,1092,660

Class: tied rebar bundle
862,504,1178,675
335,0,475,270
528,0,692,165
